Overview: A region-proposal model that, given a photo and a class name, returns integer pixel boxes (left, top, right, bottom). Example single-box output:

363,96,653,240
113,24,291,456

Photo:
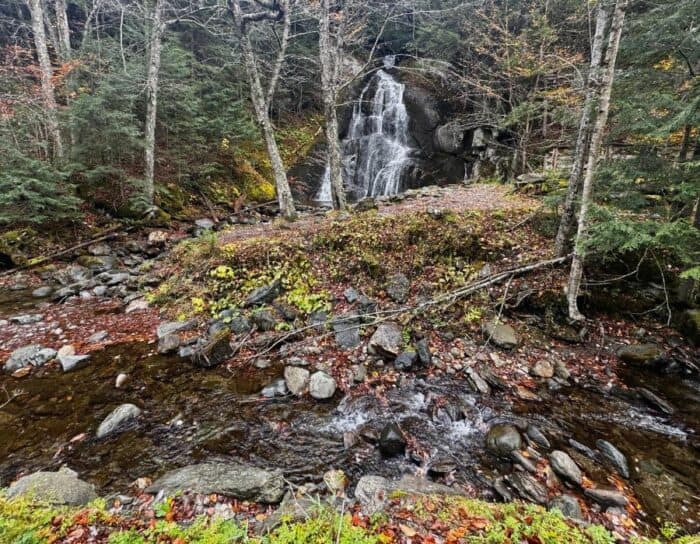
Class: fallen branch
0,385,26,409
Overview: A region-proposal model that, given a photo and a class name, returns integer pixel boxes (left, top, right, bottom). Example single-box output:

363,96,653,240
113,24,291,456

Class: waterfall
317,63,413,204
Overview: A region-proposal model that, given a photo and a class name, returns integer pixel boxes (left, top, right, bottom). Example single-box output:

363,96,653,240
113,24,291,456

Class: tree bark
144,0,166,206
319,0,346,210
555,0,612,256
679,124,692,162
27,0,63,159
230,0,296,220
567,0,627,321
55,0,71,60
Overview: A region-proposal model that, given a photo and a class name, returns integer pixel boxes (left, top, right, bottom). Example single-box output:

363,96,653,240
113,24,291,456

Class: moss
233,157,276,203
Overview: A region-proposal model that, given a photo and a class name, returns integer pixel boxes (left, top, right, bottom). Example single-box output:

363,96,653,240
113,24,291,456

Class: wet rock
284,366,310,396
385,273,410,303
415,338,432,365
147,462,285,503
617,344,662,365
394,351,418,370
261,378,288,398
531,360,554,379
96,403,142,438
309,371,336,400
333,316,361,349
245,280,281,307
57,345,90,372
191,331,233,368
638,387,675,414
10,313,44,325
4,345,56,373
485,424,522,457
511,450,537,473
32,286,53,298
526,425,550,449
483,321,519,349
229,315,252,335
344,287,360,303
464,367,491,395
379,422,406,456
549,451,582,485
368,322,403,358
492,476,513,501
584,488,628,507
428,457,458,476
596,439,629,479
549,495,583,520
506,472,548,505
7,467,97,506
569,439,597,459
251,309,277,332
87,330,109,343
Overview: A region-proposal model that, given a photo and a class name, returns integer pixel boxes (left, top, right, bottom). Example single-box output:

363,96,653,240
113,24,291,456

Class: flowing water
317,57,413,204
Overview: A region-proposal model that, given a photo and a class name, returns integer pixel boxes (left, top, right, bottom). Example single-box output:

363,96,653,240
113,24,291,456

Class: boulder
147,462,285,503
261,378,288,398
525,425,550,449
309,371,337,400
245,281,281,307
284,366,310,396
415,338,432,365
4,345,56,373
333,316,361,349
229,315,252,335
549,451,582,485
531,360,554,379
584,488,628,507
483,321,519,349
385,273,410,303
369,322,403,358
156,320,196,339
125,299,149,313
354,474,461,515
394,351,418,370
549,495,583,520
32,286,53,298
251,309,278,332
96,403,142,438
58,346,90,372
506,472,548,505
680,309,700,346
378,422,406,456
191,330,233,368
617,344,662,365
595,439,629,479
485,424,521,457
7,467,97,505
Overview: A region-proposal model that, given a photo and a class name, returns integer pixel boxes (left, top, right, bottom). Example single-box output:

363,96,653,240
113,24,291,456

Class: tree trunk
27,0,63,159
55,0,71,60
679,124,692,162
230,0,296,220
320,0,346,210
567,0,627,321
555,0,612,256
144,0,166,207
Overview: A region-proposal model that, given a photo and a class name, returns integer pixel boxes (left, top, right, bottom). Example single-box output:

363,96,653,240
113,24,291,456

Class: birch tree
554,0,612,257
54,0,71,60
567,0,628,321
229,0,296,220
27,0,63,159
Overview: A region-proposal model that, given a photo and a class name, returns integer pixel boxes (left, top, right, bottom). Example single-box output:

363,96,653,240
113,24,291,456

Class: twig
0,385,26,409
506,205,544,232
653,252,672,326
484,274,514,348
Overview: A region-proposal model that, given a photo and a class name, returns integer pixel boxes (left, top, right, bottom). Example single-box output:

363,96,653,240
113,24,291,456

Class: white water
317,60,413,204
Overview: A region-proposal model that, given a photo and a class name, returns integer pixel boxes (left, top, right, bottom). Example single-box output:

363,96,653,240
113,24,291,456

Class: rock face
7,467,97,505
485,424,522,457
549,450,582,485
385,273,410,303
309,371,337,400
369,322,403,358
483,321,519,349
596,439,629,479
617,344,662,364
191,330,233,368
4,345,56,373
284,366,310,396
147,462,285,503
379,422,406,456
96,403,142,438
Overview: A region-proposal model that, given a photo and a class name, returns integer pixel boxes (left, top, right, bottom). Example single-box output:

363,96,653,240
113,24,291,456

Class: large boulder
96,403,142,438
483,321,519,349
7,467,97,505
369,322,403,358
485,424,521,457
4,345,56,373
147,462,285,503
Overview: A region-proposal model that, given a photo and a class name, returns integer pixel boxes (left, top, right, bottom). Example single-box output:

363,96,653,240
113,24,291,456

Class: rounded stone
485,424,522,457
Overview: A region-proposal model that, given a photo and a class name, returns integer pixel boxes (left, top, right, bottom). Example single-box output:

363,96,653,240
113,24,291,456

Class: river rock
10,313,44,325
511,450,537,473
115,373,128,388
245,280,281,307
483,321,519,349
531,360,554,379
333,316,361,349
32,286,53,298
147,462,284,503
596,439,629,479
96,403,142,438
680,309,700,345
465,367,491,395
617,344,662,365
526,425,550,449
157,320,196,339
7,467,97,505
261,378,288,398
57,345,90,372
284,366,310,396
385,273,410,303
549,495,583,520
485,424,522,457
506,472,548,505
369,322,403,358
354,474,460,515
309,371,336,399
549,450,582,485
4,345,56,373
191,330,233,368
584,488,628,507
415,338,432,365
394,351,417,370
379,422,406,456
638,387,675,414
323,469,348,494
76,254,116,271
125,298,149,313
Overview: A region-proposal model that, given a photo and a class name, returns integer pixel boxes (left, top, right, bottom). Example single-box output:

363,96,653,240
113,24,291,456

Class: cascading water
317,57,413,204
